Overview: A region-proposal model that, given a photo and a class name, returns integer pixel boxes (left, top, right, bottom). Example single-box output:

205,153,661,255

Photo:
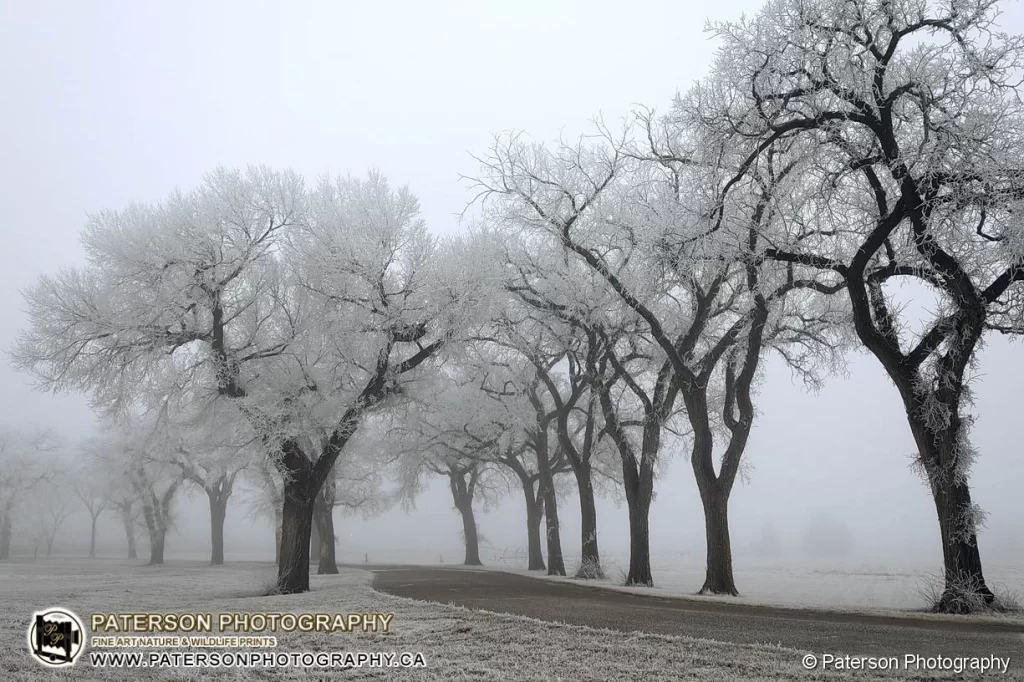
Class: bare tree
70,457,110,559
471,126,842,593
394,373,512,567
33,466,75,558
701,0,1024,611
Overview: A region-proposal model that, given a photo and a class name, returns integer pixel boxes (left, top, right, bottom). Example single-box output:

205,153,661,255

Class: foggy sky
2,0,1022,569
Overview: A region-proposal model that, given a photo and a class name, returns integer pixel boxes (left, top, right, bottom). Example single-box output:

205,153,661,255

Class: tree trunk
909,423,995,613
624,486,653,586
89,514,98,559
0,509,12,560
539,477,565,576
525,489,545,571
277,472,317,594
208,492,227,566
458,498,482,565
574,463,602,579
46,536,54,557
698,485,738,595
931,475,993,612
142,500,168,565
533,426,565,577
315,499,338,575
149,529,166,565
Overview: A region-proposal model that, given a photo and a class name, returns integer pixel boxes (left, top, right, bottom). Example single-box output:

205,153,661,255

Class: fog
2,0,1022,574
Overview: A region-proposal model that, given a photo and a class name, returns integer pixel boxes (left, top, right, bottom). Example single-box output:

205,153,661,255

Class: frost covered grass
1,558,1010,681
485,552,1024,625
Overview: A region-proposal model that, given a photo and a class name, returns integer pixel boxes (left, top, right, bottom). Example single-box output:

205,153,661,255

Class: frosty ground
476,551,1024,625
1,560,1020,681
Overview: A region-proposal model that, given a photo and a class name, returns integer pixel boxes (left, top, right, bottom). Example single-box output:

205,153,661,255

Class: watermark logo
27,608,85,667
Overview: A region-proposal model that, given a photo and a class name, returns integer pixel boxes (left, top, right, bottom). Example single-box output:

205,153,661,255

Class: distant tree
801,512,855,559
33,467,74,558
0,426,58,560
161,400,254,566
70,457,110,559
753,521,783,559
395,374,510,567
93,419,184,565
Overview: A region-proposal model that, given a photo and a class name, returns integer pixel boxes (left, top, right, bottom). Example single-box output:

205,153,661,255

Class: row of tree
10,0,1023,613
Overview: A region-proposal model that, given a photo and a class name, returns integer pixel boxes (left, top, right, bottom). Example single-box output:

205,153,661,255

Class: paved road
359,565,1024,659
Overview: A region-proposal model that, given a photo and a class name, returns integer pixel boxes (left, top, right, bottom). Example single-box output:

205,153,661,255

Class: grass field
1,559,1020,681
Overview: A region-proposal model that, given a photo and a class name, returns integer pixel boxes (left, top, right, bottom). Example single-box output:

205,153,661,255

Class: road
360,565,1024,659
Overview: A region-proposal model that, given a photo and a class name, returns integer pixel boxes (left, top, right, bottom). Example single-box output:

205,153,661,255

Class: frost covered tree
478,306,621,579
159,400,254,565
90,417,184,565
33,467,74,558
0,426,58,560
12,166,488,593
701,0,1024,611
70,455,111,559
395,373,510,567
471,128,842,592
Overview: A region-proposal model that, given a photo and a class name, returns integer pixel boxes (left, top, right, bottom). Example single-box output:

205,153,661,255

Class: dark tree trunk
698,484,738,595
273,411,361,592
449,471,482,566
624,480,653,586
315,485,338,575
277,472,317,594
89,514,98,559
208,492,227,566
459,500,481,566
931,476,993,612
539,476,565,576
46,536,54,557
909,417,995,613
532,426,565,577
0,508,12,560
504,457,545,571
574,462,602,579
523,480,545,571
526,501,545,570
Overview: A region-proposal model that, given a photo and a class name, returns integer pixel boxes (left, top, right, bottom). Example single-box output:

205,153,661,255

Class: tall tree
702,0,1024,611
12,167,488,593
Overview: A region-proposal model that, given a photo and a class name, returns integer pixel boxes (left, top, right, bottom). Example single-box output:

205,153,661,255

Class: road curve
357,564,1023,660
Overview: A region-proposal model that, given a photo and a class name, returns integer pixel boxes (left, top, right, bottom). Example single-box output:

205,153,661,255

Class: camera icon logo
27,608,85,667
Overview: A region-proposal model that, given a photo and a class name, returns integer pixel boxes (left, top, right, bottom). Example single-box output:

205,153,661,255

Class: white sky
2,0,1022,569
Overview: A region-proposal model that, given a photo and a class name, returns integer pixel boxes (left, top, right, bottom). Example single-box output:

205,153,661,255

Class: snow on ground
1,559,1007,681
472,549,1024,624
